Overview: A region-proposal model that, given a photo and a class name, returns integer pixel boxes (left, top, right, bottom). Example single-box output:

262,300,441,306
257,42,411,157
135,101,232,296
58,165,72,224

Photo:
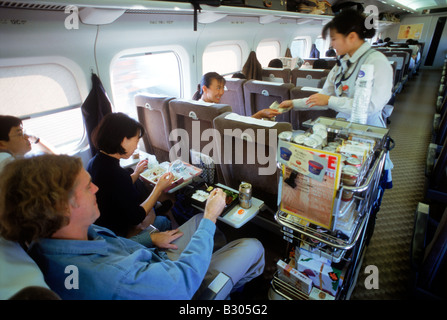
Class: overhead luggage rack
271,117,390,300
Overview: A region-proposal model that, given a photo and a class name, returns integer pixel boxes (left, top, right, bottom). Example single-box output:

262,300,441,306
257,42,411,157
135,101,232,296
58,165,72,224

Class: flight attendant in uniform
279,9,394,185
279,9,393,128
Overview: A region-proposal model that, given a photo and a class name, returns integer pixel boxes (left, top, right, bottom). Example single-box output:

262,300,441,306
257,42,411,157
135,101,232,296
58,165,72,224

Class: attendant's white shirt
293,42,393,128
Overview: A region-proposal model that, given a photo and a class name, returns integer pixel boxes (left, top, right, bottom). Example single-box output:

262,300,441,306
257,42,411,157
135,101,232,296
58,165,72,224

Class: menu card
277,140,342,229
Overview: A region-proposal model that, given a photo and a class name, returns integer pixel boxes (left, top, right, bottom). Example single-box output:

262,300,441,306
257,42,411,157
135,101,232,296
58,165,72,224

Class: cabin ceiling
1,0,447,16
325,0,447,15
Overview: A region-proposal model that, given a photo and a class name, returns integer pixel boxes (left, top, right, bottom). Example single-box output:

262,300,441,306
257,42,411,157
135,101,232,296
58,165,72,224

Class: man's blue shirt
29,219,216,300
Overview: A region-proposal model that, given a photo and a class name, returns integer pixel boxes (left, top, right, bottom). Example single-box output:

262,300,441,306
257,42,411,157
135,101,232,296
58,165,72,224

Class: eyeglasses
9,130,40,144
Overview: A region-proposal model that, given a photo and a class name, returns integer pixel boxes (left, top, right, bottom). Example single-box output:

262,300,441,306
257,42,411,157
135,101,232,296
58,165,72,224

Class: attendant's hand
203,188,226,223
252,108,281,119
278,100,293,110
151,229,184,250
306,93,330,108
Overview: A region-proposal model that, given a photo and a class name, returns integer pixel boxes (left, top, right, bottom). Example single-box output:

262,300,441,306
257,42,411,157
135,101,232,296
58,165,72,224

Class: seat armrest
410,202,430,269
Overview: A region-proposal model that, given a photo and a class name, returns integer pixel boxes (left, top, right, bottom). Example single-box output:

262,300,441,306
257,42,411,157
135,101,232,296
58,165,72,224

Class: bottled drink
351,64,374,125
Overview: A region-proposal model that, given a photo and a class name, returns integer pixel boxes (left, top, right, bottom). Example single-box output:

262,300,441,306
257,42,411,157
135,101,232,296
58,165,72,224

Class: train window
315,37,327,57
290,37,308,59
111,51,182,118
202,43,243,76
256,40,280,67
0,63,84,152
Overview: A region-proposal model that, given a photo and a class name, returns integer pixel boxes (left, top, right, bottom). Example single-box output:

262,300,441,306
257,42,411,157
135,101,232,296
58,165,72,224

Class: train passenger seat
242,80,294,123
261,67,292,83
0,238,60,300
135,94,175,163
325,58,337,69
386,51,411,90
384,51,406,93
168,99,232,166
411,203,447,299
291,68,330,88
213,111,292,212
425,135,447,203
289,86,336,130
220,78,247,116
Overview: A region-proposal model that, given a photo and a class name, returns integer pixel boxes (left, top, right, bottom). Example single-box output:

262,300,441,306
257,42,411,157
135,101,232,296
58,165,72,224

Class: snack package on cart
296,255,344,297
276,260,313,295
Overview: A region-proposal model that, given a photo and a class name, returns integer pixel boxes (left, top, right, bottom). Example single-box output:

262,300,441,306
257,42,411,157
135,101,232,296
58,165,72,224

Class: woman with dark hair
192,71,226,103
87,112,175,248
279,9,393,128
193,72,281,119
279,9,394,187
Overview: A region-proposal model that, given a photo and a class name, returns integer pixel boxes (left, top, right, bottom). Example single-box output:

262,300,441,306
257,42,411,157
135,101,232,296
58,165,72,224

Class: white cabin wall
0,8,94,103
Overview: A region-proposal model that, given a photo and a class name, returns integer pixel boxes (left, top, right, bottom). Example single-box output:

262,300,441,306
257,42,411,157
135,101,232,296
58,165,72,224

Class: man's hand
150,229,184,250
252,108,281,119
203,188,226,223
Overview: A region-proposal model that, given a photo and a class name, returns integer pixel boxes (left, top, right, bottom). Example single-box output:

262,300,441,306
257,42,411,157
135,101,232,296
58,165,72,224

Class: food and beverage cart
270,117,390,300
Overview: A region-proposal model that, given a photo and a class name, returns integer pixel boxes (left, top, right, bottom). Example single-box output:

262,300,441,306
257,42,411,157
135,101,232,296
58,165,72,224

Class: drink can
239,182,252,209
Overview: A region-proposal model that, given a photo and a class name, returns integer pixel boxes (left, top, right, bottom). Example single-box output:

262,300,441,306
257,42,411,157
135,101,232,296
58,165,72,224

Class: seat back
243,80,294,123
289,86,337,130
389,60,397,87
168,99,232,162
291,68,330,88
384,52,405,86
135,94,174,163
301,58,317,69
418,207,447,298
261,68,292,83
213,112,292,210
325,58,337,69
220,78,247,116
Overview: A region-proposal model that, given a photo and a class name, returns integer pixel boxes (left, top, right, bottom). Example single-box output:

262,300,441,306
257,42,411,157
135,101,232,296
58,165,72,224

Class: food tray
140,161,202,193
189,184,239,217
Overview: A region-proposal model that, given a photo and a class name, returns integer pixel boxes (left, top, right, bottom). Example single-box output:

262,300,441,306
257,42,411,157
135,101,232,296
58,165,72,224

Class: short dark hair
322,9,375,40
0,115,22,141
268,59,283,68
92,112,145,155
192,72,226,100
313,59,329,69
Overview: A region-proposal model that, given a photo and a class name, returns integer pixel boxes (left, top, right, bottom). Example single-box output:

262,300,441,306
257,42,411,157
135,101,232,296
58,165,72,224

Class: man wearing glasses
0,115,50,172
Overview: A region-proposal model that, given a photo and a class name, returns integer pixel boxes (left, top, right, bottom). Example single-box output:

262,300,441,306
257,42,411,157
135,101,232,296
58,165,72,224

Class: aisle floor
351,69,439,299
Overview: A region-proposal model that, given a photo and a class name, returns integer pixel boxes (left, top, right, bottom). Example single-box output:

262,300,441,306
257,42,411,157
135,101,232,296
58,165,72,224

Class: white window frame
0,57,87,154
290,36,310,59
256,40,281,68
110,46,186,120
202,41,246,77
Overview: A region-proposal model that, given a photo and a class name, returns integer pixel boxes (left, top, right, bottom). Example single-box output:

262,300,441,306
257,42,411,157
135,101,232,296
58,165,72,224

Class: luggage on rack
221,0,287,11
